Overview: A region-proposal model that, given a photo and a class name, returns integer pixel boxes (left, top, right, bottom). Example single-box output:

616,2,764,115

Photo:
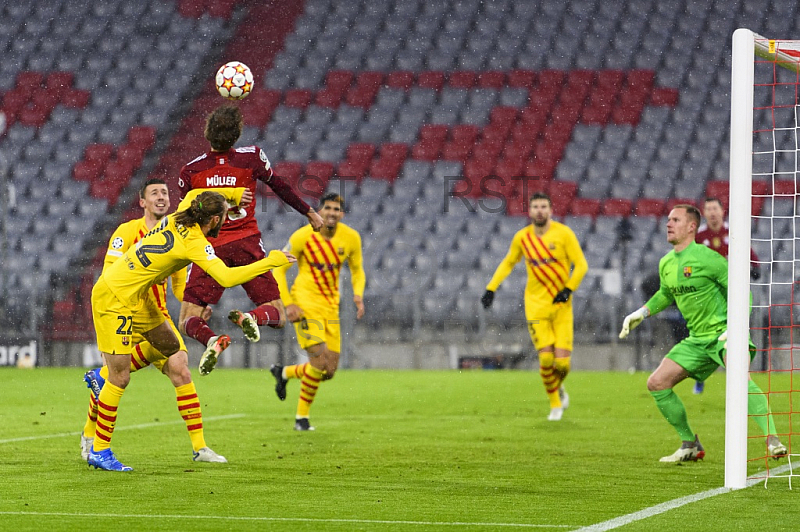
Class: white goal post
727,27,755,491
728,28,800,489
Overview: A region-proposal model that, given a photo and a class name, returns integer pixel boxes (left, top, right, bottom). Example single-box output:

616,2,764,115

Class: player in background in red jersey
695,197,761,280
692,197,761,395
177,105,323,374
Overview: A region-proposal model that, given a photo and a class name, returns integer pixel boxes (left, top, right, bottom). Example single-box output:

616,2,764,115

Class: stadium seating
1,0,795,343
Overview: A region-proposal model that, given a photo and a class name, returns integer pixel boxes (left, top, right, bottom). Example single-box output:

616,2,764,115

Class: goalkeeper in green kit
619,204,787,462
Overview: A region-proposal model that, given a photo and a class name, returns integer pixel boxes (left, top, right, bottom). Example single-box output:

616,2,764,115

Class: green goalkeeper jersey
644,241,728,339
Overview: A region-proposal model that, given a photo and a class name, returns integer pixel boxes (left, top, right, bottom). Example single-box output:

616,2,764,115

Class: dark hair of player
139,177,167,199
173,191,227,227
205,104,243,151
704,197,724,209
674,204,701,228
319,193,345,211
529,191,552,206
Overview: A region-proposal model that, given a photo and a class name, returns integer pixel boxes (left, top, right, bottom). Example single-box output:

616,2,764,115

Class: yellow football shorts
292,302,341,353
525,298,574,352
91,277,167,355
131,314,186,372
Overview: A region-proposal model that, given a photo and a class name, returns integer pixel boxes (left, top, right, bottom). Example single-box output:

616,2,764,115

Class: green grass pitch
0,367,798,531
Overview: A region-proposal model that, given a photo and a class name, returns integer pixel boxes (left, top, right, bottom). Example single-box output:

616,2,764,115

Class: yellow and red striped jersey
273,223,365,308
486,221,588,305
103,216,187,314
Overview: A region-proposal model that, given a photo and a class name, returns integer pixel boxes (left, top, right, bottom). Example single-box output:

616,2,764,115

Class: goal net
729,29,799,488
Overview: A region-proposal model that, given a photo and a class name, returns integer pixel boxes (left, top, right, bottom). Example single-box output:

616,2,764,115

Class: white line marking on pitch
0,414,246,444
0,512,571,528
573,464,795,531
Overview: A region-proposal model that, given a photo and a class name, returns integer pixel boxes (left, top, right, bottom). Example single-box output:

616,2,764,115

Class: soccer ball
215,61,254,100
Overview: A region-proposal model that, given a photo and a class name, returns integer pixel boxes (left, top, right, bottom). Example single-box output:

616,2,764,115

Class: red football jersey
178,146,309,248
696,221,758,262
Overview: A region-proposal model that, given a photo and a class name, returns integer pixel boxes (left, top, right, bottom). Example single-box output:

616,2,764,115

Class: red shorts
183,233,281,307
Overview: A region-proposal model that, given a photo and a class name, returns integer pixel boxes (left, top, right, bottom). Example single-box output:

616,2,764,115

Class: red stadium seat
626,70,655,91
325,70,354,91
356,71,384,90
477,71,506,89
346,143,376,165
419,124,449,142
581,104,612,125
441,140,472,161
773,180,796,195
178,0,205,18
448,71,477,89
61,88,90,108
489,106,519,126
207,0,235,19
411,138,444,161
368,158,401,181
72,160,104,182
345,84,379,108
549,181,578,204
635,198,666,216
336,160,368,181
451,124,480,143
570,198,601,217
2,89,30,115
127,126,157,150
507,69,536,89
314,88,343,108
16,71,44,91
17,104,48,127
538,70,566,90
602,198,633,216
272,162,304,183
597,70,625,89
385,71,415,90
283,89,313,109
417,71,445,90
305,161,335,182
650,88,679,107
84,144,115,164
379,143,409,162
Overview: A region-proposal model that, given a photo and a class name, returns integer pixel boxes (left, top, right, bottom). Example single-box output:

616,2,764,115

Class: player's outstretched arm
203,250,295,288
619,306,650,339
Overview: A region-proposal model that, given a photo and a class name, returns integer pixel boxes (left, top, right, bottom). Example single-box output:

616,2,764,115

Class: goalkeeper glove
619,307,650,339
481,290,494,309
718,330,727,349
552,287,572,303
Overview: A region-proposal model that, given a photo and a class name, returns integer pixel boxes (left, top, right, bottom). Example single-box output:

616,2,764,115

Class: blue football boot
83,368,105,400
87,448,133,472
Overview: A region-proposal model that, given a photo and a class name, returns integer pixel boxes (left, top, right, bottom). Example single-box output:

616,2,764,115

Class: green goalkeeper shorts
666,334,756,382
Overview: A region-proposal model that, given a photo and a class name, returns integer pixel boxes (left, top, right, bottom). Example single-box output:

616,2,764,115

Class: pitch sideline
0,413,246,444
574,463,795,531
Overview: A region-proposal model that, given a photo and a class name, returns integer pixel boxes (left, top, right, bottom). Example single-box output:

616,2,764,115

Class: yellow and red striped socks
296,364,325,419
539,351,562,408
93,382,125,452
176,383,206,452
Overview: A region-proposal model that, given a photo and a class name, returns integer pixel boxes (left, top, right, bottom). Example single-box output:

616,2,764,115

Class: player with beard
81,178,227,465
481,192,588,421
177,105,323,376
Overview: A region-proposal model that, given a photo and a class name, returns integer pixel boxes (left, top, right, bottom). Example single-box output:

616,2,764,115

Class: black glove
750,264,761,281
553,288,572,303
481,290,494,309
